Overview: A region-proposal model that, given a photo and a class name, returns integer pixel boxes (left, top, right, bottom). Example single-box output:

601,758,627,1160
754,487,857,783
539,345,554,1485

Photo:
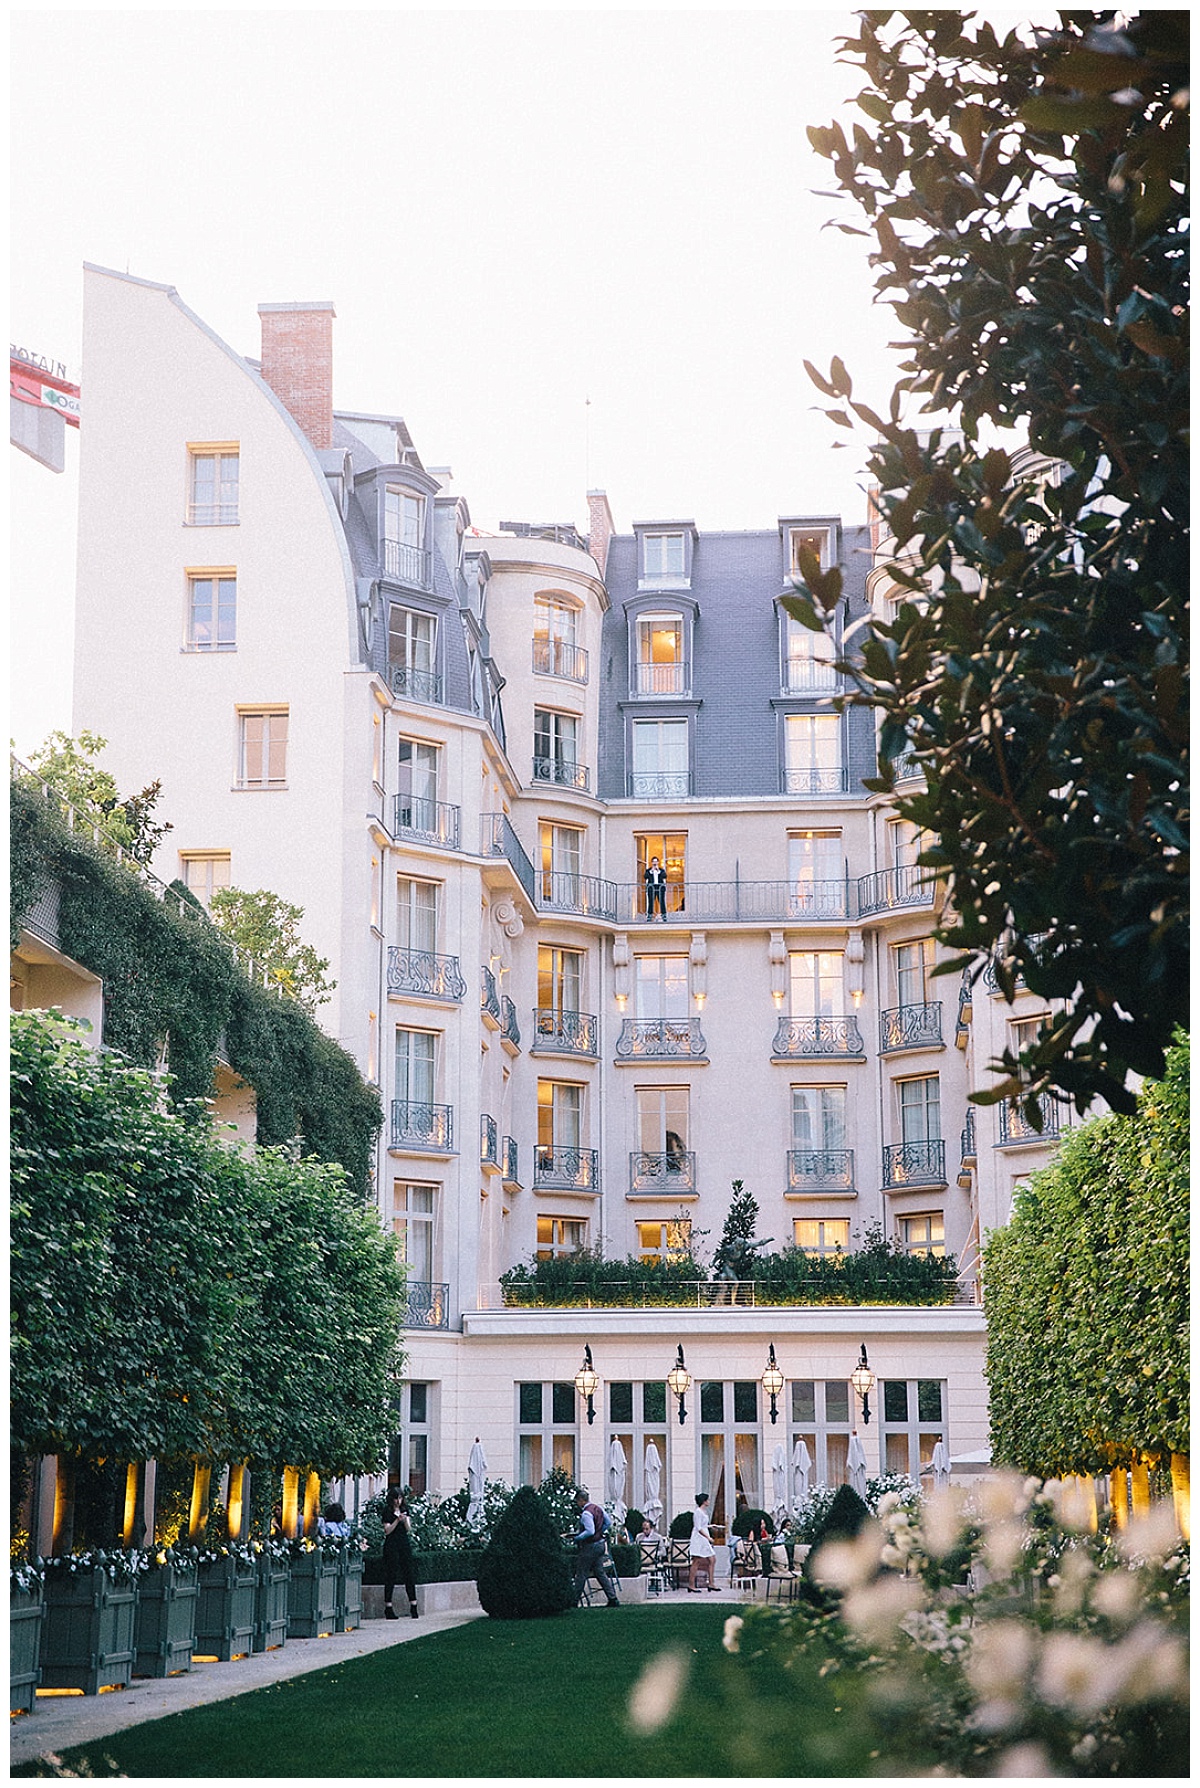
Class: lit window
188,449,239,525
781,615,837,693
793,1218,850,1257
900,1213,945,1257
881,1377,946,1477
186,574,237,651
789,951,844,1017
783,713,841,794
630,718,690,798
536,1216,589,1259
180,853,231,908
237,710,287,788
516,1381,577,1486
392,1182,437,1280
899,1075,940,1144
787,525,833,577
636,1218,692,1263
634,613,687,694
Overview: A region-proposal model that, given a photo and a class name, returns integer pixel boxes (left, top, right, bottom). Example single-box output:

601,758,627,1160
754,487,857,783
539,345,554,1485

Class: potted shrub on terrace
335,1537,364,1633
39,1549,145,1694
10,1558,45,1713
132,1545,200,1678
286,1536,341,1638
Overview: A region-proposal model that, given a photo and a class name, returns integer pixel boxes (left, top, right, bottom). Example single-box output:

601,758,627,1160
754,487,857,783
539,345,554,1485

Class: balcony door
395,1028,436,1107
784,714,841,791
630,719,689,798
899,1075,940,1144
635,614,686,695
894,939,934,1006
397,877,438,954
789,951,844,1018
637,1087,689,1178
635,955,689,1020
538,946,583,1015
787,830,842,915
389,606,435,676
398,738,438,828
791,1086,846,1151
392,1181,436,1281
635,832,686,915
537,1080,582,1162
534,710,579,774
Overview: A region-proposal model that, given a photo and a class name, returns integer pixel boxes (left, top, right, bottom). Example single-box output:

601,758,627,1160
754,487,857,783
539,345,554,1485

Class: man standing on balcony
645,856,668,921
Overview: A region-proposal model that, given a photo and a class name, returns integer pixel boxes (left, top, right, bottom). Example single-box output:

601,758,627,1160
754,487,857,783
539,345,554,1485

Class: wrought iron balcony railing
781,660,839,694
612,878,850,924
480,1113,499,1166
781,766,847,796
501,996,521,1048
532,638,589,683
532,756,591,792
534,1146,600,1191
391,1100,454,1152
480,965,501,1023
632,662,691,697
880,1002,944,1052
960,1108,977,1163
882,1139,946,1188
538,870,619,920
532,1008,599,1056
389,664,443,705
787,1148,855,1193
387,946,467,1002
630,1150,697,1191
383,539,432,588
502,1136,520,1185
627,772,693,800
856,864,935,916
481,812,537,905
772,1016,865,1058
615,1018,707,1059
401,1280,449,1330
999,1096,1063,1145
394,794,460,849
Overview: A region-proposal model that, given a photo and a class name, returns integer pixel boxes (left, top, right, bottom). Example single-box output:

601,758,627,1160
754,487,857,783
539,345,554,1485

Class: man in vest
571,1487,620,1607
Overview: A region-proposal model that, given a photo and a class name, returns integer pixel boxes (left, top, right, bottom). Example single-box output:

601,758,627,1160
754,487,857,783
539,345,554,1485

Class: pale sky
11,6,916,759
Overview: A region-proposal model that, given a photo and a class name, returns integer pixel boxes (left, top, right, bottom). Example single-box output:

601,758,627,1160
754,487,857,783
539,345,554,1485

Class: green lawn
18,1606,877,1778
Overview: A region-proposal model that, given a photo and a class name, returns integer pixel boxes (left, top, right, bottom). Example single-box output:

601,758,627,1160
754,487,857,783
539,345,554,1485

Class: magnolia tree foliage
210,887,336,1014
983,1035,1188,1476
28,731,173,867
788,11,1188,1117
10,1011,405,1475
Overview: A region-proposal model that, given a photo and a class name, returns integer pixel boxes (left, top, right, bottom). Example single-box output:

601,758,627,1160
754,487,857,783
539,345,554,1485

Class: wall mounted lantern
574,1344,599,1425
666,1344,692,1426
850,1343,876,1426
761,1342,785,1425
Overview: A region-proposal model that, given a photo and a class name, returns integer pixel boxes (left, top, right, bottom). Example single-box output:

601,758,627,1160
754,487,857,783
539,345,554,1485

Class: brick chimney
587,489,615,577
257,302,335,448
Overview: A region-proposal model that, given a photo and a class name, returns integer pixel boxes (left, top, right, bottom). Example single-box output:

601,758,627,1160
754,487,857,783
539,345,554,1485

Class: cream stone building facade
69,266,1071,1531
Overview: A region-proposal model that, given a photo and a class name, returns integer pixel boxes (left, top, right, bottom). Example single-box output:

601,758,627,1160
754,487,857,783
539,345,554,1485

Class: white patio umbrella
608,1437,628,1527
642,1441,663,1530
466,1437,487,1525
771,1443,789,1529
790,1437,812,1512
847,1431,869,1501
931,1438,952,1488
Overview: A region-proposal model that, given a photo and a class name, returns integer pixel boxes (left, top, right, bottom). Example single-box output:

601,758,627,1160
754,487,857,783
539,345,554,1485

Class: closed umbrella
790,1437,812,1512
931,1439,952,1488
466,1437,487,1526
608,1437,628,1527
847,1431,868,1501
771,1443,789,1529
642,1441,663,1531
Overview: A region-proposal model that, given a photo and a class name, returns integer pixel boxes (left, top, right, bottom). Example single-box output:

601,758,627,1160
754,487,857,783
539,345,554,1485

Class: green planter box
194,1555,257,1661
286,1550,340,1638
10,1584,44,1712
40,1566,138,1695
336,1549,363,1633
253,1555,291,1653
133,1560,198,1678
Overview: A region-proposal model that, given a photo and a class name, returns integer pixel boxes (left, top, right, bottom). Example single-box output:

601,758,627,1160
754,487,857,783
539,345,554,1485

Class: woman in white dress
688,1492,718,1591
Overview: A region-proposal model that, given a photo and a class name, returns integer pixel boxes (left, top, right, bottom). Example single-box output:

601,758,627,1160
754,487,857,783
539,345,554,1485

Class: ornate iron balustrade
480,965,501,1022
781,661,839,695
890,751,924,781
880,1002,944,1052
391,1100,454,1151
787,1148,855,1192
615,1018,707,1059
480,1113,499,1166
999,1096,1063,1145
501,996,521,1048
532,1008,598,1055
502,1136,519,1185
531,756,591,792
613,878,850,924
389,664,443,705
781,766,847,796
882,1139,946,1188
387,946,467,1001
383,539,432,587
633,662,691,697
538,870,618,920
979,940,1043,995
627,772,693,800
630,1150,697,1191
856,864,934,916
534,1146,600,1191
960,1108,977,1163
532,638,589,683
772,1016,865,1058
956,968,974,1039
394,794,460,849
402,1280,449,1330
481,812,537,905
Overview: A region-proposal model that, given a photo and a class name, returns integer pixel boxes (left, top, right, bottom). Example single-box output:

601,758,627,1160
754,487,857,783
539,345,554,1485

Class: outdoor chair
665,1539,691,1589
639,1540,667,1595
762,1542,800,1603
730,1537,760,1598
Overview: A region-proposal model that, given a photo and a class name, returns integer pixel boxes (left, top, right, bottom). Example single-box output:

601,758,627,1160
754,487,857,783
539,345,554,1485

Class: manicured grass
18,1606,876,1778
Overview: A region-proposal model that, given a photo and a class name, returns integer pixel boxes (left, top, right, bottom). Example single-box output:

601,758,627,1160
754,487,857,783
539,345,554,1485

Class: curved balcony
532,756,591,793
394,794,460,850
787,1148,855,1193
480,1113,499,1167
999,1096,1063,1145
882,1139,946,1188
614,878,850,924
616,1018,707,1060
880,1002,943,1052
534,1146,599,1191
532,1008,598,1057
630,1150,696,1192
856,864,934,916
772,1016,864,1058
538,871,618,920
389,664,443,705
402,1280,449,1330
391,1100,454,1152
387,946,467,1002
532,638,588,683
480,965,501,1024
501,995,521,1049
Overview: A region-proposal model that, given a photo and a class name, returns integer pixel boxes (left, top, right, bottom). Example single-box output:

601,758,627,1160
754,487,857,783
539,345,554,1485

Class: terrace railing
856,864,935,917
394,794,460,849
879,1002,943,1052
388,664,443,705
532,638,588,683
387,946,467,1002
531,756,591,793
772,1016,865,1058
532,1008,599,1056
391,1100,454,1152
383,540,432,588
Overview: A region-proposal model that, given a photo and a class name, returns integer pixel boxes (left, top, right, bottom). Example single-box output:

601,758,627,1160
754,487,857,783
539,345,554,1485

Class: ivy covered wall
11,776,381,1196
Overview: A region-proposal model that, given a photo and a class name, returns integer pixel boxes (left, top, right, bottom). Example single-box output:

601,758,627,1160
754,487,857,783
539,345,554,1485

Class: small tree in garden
476,1486,575,1620
712,1180,773,1279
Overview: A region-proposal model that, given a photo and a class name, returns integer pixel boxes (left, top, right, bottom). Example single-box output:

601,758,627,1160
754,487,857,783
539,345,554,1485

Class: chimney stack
257,302,336,449
587,489,615,577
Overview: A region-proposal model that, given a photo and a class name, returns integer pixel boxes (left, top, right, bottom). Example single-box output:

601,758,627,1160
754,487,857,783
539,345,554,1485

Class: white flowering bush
42,1548,153,1583
11,1558,45,1594
727,1474,1188,1776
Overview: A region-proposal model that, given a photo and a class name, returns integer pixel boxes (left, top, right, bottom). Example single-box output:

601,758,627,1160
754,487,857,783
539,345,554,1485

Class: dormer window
781,612,838,694
787,523,835,579
384,487,429,587
644,532,685,579
634,613,688,696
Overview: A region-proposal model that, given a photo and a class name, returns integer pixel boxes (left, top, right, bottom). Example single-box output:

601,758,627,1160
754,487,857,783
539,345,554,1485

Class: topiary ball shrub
731,1507,775,1539
669,1510,695,1540
623,1507,644,1541
476,1485,575,1620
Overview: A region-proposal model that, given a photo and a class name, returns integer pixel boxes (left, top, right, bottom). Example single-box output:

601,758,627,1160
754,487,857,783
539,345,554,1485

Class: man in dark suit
644,855,668,920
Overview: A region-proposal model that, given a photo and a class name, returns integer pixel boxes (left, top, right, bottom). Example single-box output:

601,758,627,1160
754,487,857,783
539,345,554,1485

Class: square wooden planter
133,1560,199,1678
10,1584,44,1712
194,1555,257,1661
336,1550,364,1633
253,1555,291,1653
39,1566,138,1695
286,1550,340,1638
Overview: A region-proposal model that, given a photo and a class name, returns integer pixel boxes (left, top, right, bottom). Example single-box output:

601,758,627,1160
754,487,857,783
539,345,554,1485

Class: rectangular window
894,938,935,1006
784,714,841,794
180,852,231,908
635,955,689,1020
789,951,844,1018
397,737,439,827
533,710,580,771
782,615,837,693
787,831,842,915
536,1216,589,1258
517,1381,576,1486
634,613,687,694
899,1075,940,1144
391,1182,436,1280
788,525,834,576
385,488,425,548
793,1218,851,1256
396,877,439,953
887,818,927,869
642,532,685,579
395,1028,437,1106
881,1376,947,1477
630,719,690,799
636,1218,692,1263
186,574,237,650
635,832,686,915
537,1079,582,1159
532,598,586,680
390,1381,431,1499
637,1085,689,1153
537,945,584,1014
791,1085,847,1150
539,822,584,905
389,606,438,699
238,710,288,788
900,1213,945,1257
188,448,239,525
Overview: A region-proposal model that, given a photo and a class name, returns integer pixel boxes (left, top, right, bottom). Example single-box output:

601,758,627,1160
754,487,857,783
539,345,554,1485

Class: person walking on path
688,1492,718,1592
382,1488,418,1619
571,1487,620,1607
644,855,668,920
